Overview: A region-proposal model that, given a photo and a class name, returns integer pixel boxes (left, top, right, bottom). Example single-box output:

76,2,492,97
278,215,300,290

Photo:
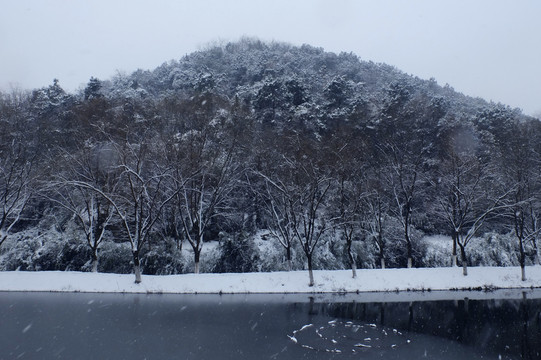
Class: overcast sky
1,0,540,115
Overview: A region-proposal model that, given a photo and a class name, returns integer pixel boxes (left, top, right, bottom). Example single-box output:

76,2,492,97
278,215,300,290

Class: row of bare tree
1,87,541,286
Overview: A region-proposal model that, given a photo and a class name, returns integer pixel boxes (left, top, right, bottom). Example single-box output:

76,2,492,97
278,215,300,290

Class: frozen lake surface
1,291,540,359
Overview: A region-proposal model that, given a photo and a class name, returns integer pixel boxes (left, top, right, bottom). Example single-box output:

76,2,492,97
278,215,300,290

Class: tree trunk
91,250,98,273
377,231,385,269
379,242,385,269
194,249,201,274
133,250,142,284
403,198,415,269
519,238,526,281
520,292,531,358
408,302,414,331
459,243,468,276
286,245,292,271
405,222,413,268
347,240,357,278
452,233,458,267
380,303,385,326
307,254,314,287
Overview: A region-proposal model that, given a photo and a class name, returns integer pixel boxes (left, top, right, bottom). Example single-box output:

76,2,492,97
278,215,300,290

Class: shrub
468,232,520,267
313,237,344,271
96,241,133,274
213,232,260,273
141,248,184,275
0,230,42,271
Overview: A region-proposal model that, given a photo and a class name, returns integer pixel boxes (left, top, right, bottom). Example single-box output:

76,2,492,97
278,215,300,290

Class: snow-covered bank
1,266,540,295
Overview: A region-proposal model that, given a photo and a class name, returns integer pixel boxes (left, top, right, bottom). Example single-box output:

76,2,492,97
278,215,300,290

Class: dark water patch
1,291,539,359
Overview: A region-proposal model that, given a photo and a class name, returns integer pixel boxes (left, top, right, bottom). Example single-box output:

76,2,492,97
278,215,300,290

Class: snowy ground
0,266,540,296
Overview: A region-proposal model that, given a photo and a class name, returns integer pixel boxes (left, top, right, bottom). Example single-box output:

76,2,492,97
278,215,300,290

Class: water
1,291,540,359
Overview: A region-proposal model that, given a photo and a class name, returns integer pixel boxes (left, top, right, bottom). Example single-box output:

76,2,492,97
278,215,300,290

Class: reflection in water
0,291,540,359
521,292,536,360
307,293,541,359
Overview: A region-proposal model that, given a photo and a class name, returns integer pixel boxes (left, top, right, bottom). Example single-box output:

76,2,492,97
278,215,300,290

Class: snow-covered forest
1,39,540,283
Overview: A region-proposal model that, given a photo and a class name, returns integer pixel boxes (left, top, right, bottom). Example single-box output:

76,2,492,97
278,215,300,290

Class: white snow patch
287,335,297,344
0,266,539,294
298,324,313,332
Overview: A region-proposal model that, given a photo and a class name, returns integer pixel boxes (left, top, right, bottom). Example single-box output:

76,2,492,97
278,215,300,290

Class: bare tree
112,140,176,282
376,78,440,269
438,152,512,275
364,190,388,269
290,164,331,286
262,151,331,286
501,122,541,280
381,143,424,268
45,144,118,272
164,94,240,274
172,144,237,274
69,138,176,283
158,203,185,252
327,139,369,278
436,149,482,268
455,190,511,276
336,178,361,278
0,141,33,249
332,172,368,278
511,196,540,281
0,90,35,250
259,175,296,271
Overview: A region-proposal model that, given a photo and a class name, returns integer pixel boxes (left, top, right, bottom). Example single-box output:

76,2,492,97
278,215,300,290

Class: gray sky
1,0,540,116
